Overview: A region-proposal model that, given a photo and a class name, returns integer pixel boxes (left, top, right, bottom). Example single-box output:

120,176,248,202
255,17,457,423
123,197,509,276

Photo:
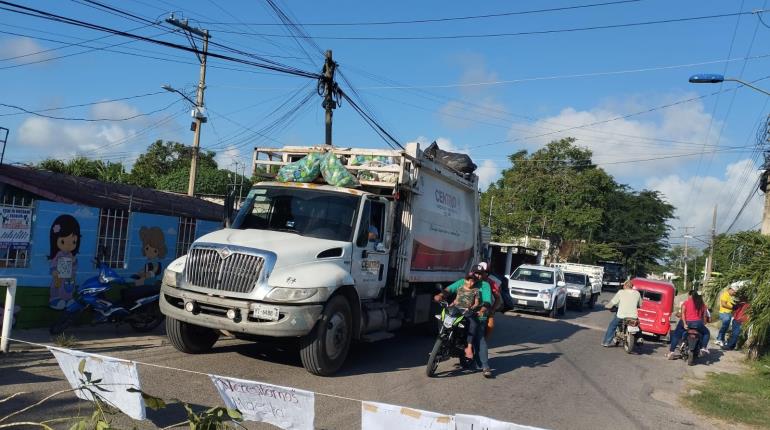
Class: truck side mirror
223,186,236,227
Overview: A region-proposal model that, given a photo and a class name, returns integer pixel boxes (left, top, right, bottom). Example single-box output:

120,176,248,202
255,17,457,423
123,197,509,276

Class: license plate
518,300,528,306
627,326,640,333
252,305,280,321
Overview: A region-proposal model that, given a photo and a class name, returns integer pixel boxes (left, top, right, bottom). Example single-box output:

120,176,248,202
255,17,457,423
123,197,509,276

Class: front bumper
160,284,323,337
509,295,549,312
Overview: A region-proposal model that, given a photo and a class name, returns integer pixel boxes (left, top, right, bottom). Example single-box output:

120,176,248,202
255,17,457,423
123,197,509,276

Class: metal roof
0,164,223,221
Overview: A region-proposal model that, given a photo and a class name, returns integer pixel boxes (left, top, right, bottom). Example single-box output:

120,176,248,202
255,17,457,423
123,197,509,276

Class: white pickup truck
160,143,484,375
551,262,603,309
506,264,567,319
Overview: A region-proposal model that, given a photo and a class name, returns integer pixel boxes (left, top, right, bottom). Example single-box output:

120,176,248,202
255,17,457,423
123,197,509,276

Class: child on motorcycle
435,273,481,360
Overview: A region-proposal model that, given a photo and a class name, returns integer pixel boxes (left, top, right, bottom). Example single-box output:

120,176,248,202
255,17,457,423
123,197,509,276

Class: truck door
351,197,390,300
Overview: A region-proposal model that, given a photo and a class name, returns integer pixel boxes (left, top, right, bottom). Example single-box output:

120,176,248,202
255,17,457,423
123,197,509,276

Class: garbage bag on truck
275,152,322,183
320,152,360,187
423,141,477,174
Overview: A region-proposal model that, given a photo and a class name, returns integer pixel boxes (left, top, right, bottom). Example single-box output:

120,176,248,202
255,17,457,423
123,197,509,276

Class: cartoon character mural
48,214,81,310
132,226,167,286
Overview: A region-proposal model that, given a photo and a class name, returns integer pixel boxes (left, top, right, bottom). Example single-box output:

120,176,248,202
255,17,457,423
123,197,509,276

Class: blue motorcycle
49,254,164,335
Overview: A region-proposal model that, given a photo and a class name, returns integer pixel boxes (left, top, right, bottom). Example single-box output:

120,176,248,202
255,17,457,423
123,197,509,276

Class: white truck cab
506,264,567,319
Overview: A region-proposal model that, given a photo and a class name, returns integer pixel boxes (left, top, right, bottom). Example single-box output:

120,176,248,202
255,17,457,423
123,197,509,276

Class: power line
0,1,322,79
0,99,182,122
0,91,166,117
212,10,762,41
194,0,641,26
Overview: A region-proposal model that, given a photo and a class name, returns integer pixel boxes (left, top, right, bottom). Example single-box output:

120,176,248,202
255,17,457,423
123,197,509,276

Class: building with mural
0,164,223,328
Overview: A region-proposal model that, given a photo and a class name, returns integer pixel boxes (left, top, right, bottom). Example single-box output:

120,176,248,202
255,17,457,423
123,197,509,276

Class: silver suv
506,265,568,319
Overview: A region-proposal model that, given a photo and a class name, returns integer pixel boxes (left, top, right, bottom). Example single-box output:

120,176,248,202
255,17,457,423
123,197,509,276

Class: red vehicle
631,278,675,339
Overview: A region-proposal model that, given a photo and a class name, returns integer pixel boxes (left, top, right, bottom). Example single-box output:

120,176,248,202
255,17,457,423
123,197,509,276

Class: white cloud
17,101,179,160
436,53,509,130
0,37,53,64
507,94,722,179
646,159,764,241
215,146,244,170
476,159,500,190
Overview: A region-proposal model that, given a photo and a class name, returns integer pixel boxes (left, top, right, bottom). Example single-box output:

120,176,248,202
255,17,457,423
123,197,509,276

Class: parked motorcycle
677,327,703,366
426,302,475,377
49,255,164,335
612,317,641,354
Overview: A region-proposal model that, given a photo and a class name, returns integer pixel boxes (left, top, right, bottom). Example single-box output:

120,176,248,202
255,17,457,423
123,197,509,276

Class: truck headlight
265,287,319,302
162,269,180,288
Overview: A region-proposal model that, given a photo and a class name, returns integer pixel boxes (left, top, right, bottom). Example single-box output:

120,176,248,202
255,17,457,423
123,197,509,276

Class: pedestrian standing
723,300,749,351
716,284,738,347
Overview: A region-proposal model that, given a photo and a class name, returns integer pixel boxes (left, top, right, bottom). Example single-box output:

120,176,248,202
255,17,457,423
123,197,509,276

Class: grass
685,356,770,428
53,333,79,348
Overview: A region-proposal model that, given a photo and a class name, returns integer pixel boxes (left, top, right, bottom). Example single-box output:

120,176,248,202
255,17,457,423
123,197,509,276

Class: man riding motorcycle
601,280,641,347
434,267,493,378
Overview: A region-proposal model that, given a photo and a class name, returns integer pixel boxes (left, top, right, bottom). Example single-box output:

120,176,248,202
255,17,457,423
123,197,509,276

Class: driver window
356,199,386,249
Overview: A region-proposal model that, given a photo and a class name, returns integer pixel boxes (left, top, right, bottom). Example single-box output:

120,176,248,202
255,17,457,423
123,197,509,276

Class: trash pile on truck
272,141,475,188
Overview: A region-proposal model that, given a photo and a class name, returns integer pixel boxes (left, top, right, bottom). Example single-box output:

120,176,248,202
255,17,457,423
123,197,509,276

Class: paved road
0,292,735,429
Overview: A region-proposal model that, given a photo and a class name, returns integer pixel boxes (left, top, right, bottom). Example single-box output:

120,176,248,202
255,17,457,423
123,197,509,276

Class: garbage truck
159,143,484,375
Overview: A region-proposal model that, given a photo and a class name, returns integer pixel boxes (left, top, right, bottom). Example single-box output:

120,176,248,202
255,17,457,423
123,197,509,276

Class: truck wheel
548,303,558,319
300,295,352,376
166,316,219,354
588,293,598,309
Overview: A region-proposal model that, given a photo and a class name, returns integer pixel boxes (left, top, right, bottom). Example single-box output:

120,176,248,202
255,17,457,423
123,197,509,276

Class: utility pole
682,226,694,291
761,117,769,235
322,50,337,146
704,206,717,282
166,14,209,196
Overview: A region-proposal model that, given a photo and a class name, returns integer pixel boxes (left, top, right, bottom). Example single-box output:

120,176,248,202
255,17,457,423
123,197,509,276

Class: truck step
360,331,395,343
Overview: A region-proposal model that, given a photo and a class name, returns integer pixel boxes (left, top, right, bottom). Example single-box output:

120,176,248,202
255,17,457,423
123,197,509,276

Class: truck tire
300,295,352,376
588,293,598,309
548,303,558,319
166,316,219,354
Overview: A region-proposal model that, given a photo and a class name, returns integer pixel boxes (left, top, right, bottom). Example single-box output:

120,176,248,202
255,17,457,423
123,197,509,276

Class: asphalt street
0,292,737,430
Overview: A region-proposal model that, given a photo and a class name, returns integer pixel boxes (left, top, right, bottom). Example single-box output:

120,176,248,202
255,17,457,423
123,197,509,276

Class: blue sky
1,0,768,242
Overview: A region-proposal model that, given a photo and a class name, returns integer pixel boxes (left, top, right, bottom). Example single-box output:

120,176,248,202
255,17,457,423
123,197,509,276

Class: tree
38,157,128,183
482,137,675,275
156,164,252,196
128,140,216,188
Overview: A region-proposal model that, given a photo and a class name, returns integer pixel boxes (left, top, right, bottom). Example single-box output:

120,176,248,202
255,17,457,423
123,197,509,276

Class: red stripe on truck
411,240,473,271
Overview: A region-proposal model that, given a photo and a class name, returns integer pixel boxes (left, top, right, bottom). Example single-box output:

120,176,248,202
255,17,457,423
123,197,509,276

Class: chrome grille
510,288,538,298
185,247,265,294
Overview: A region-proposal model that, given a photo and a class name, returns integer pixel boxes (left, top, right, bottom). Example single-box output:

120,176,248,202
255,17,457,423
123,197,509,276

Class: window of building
176,217,197,257
97,208,129,268
0,196,34,269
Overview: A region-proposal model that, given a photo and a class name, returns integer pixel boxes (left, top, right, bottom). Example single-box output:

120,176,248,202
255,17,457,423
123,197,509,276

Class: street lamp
162,84,207,197
689,73,770,236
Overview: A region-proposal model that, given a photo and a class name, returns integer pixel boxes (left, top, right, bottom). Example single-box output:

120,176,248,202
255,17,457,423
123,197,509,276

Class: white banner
210,374,314,430
361,401,453,430
455,414,548,430
50,347,145,420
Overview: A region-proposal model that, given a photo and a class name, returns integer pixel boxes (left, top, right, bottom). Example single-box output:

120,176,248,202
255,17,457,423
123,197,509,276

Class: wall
0,200,221,328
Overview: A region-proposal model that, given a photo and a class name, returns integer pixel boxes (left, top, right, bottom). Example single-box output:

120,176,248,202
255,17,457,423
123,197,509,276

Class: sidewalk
1,323,168,355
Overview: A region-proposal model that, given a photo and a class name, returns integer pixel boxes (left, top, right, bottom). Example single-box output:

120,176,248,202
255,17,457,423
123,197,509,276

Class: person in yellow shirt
715,285,737,347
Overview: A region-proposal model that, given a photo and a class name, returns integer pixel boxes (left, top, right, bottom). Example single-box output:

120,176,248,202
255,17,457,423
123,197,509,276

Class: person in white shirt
601,280,641,347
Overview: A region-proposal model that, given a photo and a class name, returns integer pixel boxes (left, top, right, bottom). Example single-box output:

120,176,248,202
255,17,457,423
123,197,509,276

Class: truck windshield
564,273,585,285
510,268,554,285
232,186,360,242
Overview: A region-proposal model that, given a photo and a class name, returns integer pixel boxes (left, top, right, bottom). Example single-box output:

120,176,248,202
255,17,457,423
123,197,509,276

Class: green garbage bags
275,152,323,183
320,152,359,187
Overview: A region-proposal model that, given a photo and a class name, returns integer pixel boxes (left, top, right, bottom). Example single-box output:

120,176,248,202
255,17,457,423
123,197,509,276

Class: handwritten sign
50,347,145,420
210,375,314,430
455,414,548,430
0,206,32,249
361,401,453,430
